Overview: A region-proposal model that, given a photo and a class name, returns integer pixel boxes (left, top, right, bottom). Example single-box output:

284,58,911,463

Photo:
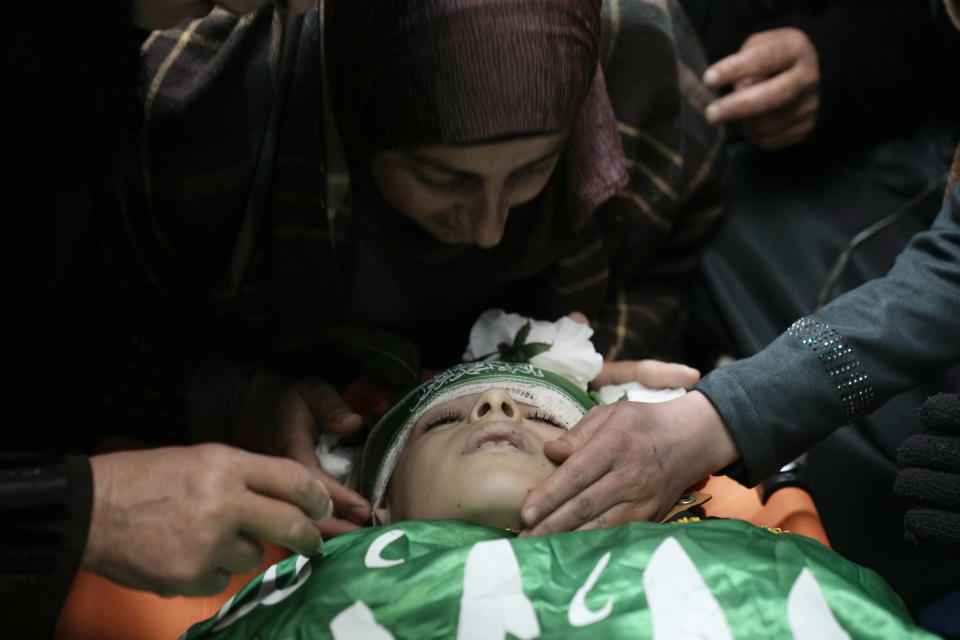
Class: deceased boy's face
379,386,568,530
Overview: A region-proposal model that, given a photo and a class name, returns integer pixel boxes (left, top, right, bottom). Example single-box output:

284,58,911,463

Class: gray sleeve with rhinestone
786,317,877,422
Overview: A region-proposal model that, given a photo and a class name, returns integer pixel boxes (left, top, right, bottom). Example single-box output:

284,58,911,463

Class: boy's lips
463,422,530,454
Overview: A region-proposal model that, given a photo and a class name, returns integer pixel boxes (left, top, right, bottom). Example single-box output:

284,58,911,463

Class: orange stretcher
54,474,828,640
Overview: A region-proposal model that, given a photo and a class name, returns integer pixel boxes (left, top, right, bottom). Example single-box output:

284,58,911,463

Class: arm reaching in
82,444,331,597
519,390,739,535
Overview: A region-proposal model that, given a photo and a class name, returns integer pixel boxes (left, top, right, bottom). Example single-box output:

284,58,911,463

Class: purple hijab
325,0,627,261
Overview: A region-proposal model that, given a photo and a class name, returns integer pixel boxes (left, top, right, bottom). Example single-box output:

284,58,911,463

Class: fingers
541,406,609,464
236,491,326,557
313,466,372,525
542,438,574,464
591,360,700,389
738,90,817,150
706,66,807,125
316,517,364,539
236,450,333,521
742,91,818,137
574,502,649,533
299,379,364,437
521,427,612,530
703,32,797,90
279,431,372,526
746,117,815,150
522,470,647,537
215,534,266,575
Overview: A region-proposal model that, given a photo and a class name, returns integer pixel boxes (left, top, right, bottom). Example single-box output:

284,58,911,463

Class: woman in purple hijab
94,0,723,538
325,0,626,251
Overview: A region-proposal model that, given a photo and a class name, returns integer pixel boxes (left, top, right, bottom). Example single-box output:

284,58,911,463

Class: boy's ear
374,505,392,525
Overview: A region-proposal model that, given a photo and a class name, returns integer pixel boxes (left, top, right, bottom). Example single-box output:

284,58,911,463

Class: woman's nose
469,388,522,423
471,186,508,248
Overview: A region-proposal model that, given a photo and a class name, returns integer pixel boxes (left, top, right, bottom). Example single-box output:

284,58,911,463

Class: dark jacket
1,0,144,636
695,181,960,486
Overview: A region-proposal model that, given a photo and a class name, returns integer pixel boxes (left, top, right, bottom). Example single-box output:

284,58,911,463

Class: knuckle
290,465,320,500
574,494,595,520
607,427,635,452
567,464,591,493
195,443,237,476
619,465,647,489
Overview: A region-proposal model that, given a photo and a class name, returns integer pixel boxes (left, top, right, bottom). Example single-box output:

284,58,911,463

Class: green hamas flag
181,519,935,640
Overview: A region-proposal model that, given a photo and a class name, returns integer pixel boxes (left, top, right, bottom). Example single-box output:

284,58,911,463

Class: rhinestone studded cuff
787,317,876,422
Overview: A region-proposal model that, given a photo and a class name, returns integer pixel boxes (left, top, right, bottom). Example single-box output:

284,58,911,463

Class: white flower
596,382,686,405
463,309,603,390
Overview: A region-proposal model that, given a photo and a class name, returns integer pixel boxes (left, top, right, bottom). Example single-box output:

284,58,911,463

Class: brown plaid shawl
94,0,723,438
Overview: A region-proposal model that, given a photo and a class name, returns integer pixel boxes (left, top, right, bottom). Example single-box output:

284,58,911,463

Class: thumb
704,31,794,88
298,380,364,437
543,409,604,463
543,438,574,464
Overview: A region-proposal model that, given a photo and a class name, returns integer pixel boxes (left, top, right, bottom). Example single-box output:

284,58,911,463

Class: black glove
894,392,960,552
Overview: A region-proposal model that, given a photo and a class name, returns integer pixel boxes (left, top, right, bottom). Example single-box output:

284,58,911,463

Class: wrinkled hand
519,391,738,536
132,0,315,30
235,370,371,537
704,28,820,150
894,392,960,552
83,444,331,596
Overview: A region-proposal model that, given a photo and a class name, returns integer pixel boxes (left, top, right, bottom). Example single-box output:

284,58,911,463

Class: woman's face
369,132,565,249
381,386,572,530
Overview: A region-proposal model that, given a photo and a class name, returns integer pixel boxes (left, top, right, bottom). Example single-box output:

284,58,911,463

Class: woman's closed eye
509,158,557,184
413,169,476,194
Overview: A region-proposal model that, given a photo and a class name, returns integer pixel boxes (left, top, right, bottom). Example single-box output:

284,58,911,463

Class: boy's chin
461,503,525,532
455,475,537,531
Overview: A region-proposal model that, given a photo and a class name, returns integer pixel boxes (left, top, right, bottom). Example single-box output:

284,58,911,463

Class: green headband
359,361,599,509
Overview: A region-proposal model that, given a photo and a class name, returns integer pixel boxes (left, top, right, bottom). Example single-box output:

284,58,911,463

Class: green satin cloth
182,519,935,639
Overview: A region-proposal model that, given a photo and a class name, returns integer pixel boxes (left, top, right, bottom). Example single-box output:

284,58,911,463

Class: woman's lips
463,422,531,454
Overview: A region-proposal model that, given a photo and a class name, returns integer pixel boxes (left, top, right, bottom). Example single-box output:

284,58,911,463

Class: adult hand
519,391,739,536
83,444,331,597
235,370,372,536
565,311,700,389
703,28,820,150
132,0,315,31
